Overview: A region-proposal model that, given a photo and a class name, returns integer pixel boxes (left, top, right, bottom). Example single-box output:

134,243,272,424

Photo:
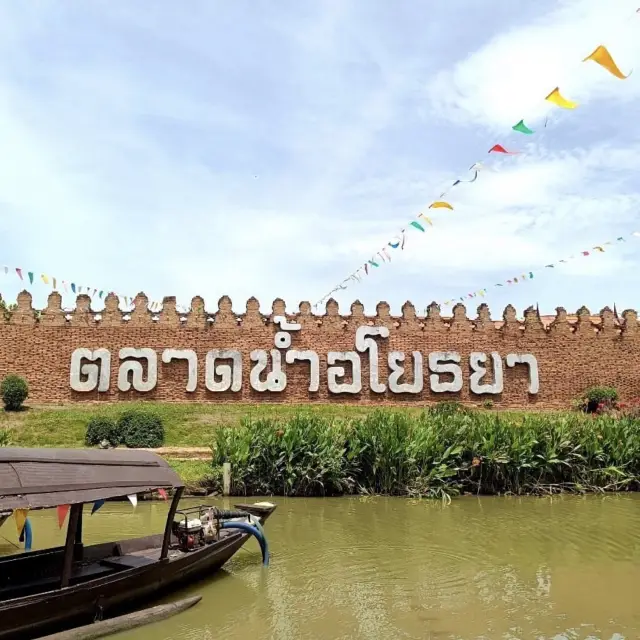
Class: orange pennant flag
545,87,578,109
57,504,70,529
13,508,28,535
428,201,453,210
583,45,630,79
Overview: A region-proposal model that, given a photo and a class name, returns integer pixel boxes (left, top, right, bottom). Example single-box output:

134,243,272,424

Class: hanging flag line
1,263,165,311
314,21,635,309
435,232,640,312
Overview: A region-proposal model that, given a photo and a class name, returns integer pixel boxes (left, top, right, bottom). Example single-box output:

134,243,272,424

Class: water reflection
1,494,638,639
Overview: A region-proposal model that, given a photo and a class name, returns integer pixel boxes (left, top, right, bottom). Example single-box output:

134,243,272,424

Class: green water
2,495,639,639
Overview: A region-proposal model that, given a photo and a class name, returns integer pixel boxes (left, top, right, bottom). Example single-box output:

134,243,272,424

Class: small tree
85,416,120,447
1,375,29,411
117,411,165,448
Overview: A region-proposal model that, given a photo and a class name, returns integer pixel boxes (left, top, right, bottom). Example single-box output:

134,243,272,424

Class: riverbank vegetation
211,405,640,499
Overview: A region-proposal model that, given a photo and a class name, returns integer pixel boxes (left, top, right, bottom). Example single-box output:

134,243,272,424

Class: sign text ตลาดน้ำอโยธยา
69,318,539,396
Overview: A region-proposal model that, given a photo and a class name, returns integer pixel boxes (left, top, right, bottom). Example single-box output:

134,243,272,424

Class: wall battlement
0,290,638,408
1,290,636,335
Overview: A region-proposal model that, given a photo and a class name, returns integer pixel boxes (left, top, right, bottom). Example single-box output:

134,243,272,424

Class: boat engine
175,518,204,552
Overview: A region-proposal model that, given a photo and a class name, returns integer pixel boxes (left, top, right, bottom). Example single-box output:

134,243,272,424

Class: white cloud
0,0,638,318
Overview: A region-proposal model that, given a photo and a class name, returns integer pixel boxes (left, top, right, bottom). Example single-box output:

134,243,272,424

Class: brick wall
0,290,638,408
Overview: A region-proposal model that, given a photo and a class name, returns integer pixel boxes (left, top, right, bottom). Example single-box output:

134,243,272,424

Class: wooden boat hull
0,503,275,640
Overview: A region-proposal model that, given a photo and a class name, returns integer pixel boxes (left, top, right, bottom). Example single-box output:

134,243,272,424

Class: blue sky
1,0,640,317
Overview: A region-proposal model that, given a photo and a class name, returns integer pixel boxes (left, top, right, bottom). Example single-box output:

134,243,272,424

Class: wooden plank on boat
38,596,202,640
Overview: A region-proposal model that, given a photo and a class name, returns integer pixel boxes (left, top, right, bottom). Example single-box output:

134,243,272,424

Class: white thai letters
355,326,390,393
205,349,242,392
469,352,504,395
68,326,540,398
506,353,540,394
117,348,157,392
327,352,362,394
162,349,198,392
428,352,463,393
70,348,111,392
388,351,423,394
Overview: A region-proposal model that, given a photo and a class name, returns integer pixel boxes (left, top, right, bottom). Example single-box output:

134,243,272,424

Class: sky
1,0,640,317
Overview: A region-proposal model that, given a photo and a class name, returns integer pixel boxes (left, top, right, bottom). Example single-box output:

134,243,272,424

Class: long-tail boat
0,448,276,639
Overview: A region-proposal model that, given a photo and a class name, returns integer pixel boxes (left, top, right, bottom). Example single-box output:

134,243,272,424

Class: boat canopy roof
0,448,184,511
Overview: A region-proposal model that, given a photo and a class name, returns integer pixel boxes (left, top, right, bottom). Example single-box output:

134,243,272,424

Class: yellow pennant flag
545,87,578,109
41,274,49,285
418,214,433,225
428,201,453,210
13,508,28,534
593,246,605,252
583,45,630,79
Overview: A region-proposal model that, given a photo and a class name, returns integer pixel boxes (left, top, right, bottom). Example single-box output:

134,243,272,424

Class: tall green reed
210,408,640,498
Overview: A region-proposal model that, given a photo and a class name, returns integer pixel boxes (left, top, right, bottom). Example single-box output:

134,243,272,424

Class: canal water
2,495,639,639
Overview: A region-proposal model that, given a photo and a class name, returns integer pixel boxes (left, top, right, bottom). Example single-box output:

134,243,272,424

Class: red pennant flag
15,268,23,280
158,488,168,501
57,504,70,529
488,144,519,155
582,251,590,256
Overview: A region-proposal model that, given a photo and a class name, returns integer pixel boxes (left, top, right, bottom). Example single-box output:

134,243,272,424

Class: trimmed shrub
577,386,619,413
118,410,165,448
85,416,120,447
1,375,29,411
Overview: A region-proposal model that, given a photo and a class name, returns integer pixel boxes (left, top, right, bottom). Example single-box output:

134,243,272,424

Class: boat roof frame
0,447,184,512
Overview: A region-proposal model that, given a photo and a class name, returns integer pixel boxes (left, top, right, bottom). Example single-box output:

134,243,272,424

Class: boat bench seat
100,555,156,570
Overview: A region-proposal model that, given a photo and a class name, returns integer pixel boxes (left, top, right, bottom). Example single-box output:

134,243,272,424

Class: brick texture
0,291,638,409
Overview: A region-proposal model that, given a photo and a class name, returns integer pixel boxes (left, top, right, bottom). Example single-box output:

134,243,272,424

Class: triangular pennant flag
52,277,57,289
488,144,519,154
127,494,138,508
13,508,28,535
78,286,83,293
545,87,578,109
57,504,70,529
367,258,379,268
418,214,433,225
593,246,605,252
545,264,555,268
98,291,104,298
617,236,625,242
529,272,534,279
71,283,76,293
451,179,461,187
15,268,23,280
512,120,534,134
583,45,630,79
91,499,105,515
513,277,519,283
158,488,168,501
614,303,619,320
495,284,504,287
27,272,34,284
364,264,369,275
92,289,97,297
410,221,425,232
582,251,590,256
41,274,49,285
428,201,453,210
3,266,7,275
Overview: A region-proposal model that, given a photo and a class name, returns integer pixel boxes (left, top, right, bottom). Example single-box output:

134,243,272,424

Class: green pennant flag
368,259,379,268
410,221,425,232
529,272,534,278
28,272,34,284
98,291,104,298
512,119,534,134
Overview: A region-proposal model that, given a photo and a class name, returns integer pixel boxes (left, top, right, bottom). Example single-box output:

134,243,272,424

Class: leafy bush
1,375,29,411
85,416,120,447
576,386,619,413
118,410,165,448
210,409,640,499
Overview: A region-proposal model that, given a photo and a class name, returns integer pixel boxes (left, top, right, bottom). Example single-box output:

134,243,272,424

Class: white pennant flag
127,494,137,508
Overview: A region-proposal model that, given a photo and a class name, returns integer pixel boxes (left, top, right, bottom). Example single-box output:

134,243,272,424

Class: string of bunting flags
437,232,640,311
1,264,166,311
10,488,169,540
315,29,634,308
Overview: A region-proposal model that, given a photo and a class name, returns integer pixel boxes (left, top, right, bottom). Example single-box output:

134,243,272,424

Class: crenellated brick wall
0,290,638,408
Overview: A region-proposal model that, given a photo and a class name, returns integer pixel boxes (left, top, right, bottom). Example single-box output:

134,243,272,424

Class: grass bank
0,402,407,448
210,408,640,499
